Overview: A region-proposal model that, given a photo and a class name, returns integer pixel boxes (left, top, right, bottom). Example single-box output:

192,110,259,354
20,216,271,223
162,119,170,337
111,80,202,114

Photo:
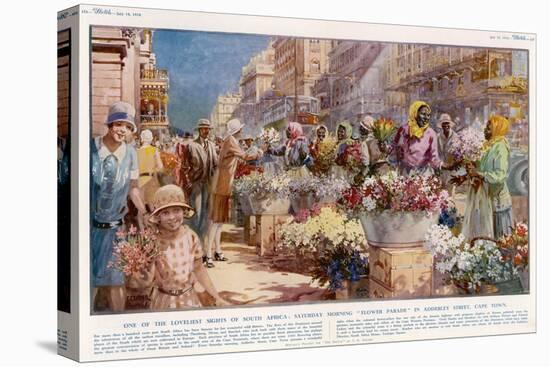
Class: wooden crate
368,246,433,298
255,214,292,256
243,215,256,246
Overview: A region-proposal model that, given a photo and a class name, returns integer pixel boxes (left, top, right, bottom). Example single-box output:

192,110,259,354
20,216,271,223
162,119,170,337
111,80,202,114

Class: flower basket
249,192,290,215
359,210,438,247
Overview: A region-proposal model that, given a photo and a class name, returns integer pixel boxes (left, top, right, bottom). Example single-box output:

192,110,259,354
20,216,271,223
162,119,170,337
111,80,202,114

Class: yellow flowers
372,117,397,142
279,207,366,252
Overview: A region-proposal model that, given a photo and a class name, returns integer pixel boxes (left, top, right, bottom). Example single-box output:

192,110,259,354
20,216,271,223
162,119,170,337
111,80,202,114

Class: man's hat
196,119,214,129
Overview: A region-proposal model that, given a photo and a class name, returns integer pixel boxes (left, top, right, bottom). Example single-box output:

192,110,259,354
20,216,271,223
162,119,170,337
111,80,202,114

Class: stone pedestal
368,246,433,299
255,214,292,256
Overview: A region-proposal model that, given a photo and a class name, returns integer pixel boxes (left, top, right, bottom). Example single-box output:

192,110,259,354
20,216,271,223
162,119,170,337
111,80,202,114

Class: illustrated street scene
57,26,529,314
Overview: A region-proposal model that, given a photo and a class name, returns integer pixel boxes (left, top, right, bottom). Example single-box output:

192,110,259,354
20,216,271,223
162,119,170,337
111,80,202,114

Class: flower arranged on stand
108,225,159,277
278,207,365,253
233,171,291,199
425,224,517,294
449,127,485,163
287,176,321,199
278,206,368,290
259,127,281,146
315,176,351,202
339,171,450,216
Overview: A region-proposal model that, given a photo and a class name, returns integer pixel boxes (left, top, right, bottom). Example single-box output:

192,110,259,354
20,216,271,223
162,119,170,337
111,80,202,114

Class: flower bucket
316,194,339,206
238,194,253,216
290,193,315,213
359,210,438,247
334,280,351,300
494,278,524,295
250,193,290,215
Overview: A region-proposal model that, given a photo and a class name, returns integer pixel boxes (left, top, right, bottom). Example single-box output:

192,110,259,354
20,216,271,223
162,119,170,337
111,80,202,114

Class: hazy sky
153,29,270,132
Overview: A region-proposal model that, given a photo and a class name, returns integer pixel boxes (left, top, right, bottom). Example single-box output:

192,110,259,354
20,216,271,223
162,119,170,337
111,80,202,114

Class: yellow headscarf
407,100,431,139
484,115,510,150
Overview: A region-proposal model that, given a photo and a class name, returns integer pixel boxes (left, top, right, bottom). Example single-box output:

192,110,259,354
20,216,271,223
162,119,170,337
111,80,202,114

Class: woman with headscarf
266,121,312,178
332,121,359,182
461,115,513,240
392,101,442,175
308,124,333,176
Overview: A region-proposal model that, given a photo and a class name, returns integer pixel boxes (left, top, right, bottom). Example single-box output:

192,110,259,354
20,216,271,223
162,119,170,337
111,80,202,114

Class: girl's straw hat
149,185,195,221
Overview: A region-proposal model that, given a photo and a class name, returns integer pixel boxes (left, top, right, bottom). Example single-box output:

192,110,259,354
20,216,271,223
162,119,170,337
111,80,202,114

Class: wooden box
243,215,257,246
368,246,433,298
255,214,292,256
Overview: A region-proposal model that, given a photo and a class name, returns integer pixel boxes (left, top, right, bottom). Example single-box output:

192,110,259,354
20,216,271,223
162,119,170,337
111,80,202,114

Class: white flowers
425,224,516,292
259,127,281,145
449,127,485,162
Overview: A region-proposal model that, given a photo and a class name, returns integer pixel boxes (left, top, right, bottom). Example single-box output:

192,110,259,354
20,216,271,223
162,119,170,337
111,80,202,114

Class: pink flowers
108,227,159,277
341,172,450,215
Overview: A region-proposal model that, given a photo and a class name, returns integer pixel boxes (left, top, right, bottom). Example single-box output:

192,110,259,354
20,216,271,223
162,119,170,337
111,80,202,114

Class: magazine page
69,3,536,362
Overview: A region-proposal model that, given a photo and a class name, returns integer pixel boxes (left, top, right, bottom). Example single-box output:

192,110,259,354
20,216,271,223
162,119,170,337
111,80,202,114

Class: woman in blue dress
90,102,148,312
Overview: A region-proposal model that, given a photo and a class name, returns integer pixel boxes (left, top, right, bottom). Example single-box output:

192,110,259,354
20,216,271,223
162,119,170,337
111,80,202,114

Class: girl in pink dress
137,185,228,310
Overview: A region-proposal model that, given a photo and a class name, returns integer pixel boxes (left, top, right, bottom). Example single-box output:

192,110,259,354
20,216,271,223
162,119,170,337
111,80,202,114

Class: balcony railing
141,69,169,80
140,115,169,125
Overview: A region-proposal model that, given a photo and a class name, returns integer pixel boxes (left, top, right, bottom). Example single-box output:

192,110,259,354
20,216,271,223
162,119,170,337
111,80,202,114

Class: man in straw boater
90,101,148,312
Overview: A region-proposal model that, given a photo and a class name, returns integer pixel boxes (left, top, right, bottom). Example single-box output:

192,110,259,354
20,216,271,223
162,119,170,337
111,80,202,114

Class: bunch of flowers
108,225,159,277
497,222,529,271
336,142,364,174
438,206,463,235
310,245,368,291
160,151,179,171
425,225,517,294
372,117,397,143
339,171,450,216
312,135,338,175
449,127,485,163
233,171,291,199
259,127,281,145
287,176,321,199
315,176,351,202
235,161,263,179
277,206,366,254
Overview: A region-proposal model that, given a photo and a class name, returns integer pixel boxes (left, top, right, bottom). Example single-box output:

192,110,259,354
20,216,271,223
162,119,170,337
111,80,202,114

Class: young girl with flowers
130,185,228,310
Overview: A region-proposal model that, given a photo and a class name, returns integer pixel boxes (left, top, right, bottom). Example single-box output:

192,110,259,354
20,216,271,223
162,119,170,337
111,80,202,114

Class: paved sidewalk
198,224,328,306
